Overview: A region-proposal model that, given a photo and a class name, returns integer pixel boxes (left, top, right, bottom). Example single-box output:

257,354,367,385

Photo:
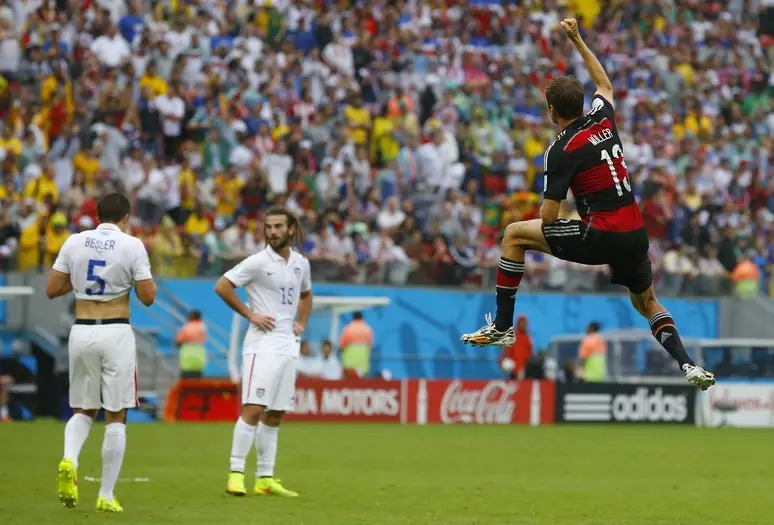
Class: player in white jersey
46,193,156,513
215,207,312,498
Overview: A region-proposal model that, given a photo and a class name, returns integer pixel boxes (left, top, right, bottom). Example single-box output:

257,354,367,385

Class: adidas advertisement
555,383,697,424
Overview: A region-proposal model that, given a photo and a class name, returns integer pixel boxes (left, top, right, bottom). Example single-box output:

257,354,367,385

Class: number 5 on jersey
601,144,631,197
86,259,106,296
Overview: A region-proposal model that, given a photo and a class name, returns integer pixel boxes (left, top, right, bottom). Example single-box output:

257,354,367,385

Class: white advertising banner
700,384,774,428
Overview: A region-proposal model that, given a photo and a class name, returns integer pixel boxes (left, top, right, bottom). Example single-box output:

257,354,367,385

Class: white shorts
241,340,298,411
68,323,138,412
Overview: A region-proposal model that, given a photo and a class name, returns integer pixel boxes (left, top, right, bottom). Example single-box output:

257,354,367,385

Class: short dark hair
353,311,363,320
188,309,202,321
588,322,601,333
264,207,302,245
97,192,131,223
545,76,585,119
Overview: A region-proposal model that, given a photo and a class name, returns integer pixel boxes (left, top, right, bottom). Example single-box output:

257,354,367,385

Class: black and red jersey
542,94,644,233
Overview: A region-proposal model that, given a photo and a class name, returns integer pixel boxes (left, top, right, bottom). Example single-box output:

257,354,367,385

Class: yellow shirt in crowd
179,168,197,210
72,151,101,187
214,174,243,217
185,214,211,237
523,134,544,186
45,228,71,267
0,136,21,156
140,74,168,97
344,105,371,145
17,221,41,272
23,176,59,204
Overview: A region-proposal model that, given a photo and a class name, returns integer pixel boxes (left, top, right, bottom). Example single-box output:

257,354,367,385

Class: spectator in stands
175,310,208,379
578,322,607,383
320,340,343,381
699,246,731,296
152,216,186,278
662,244,696,297
339,311,374,378
0,0,768,299
499,314,532,380
44,211,70,266
731,252,763,298
0,211,19,272
297,341,323,379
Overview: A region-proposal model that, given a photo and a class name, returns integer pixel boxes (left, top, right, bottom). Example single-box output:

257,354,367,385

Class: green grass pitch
1,421,772,524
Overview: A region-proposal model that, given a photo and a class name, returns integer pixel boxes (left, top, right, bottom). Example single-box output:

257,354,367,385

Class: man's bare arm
46,269,73,299
561,18,614,105
296,291,313,329
214,276,275,331
214,277,254,320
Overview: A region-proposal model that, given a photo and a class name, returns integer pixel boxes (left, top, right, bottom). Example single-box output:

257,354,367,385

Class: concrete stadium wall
717,297,774,340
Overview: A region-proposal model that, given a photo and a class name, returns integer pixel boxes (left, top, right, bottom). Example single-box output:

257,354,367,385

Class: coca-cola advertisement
286,379,406,422
406,379,556,425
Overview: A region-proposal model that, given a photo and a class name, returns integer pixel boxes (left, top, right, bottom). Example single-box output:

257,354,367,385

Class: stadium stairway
130,282,232,377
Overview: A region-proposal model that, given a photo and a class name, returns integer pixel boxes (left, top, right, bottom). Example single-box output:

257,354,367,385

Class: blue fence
138,280,718,380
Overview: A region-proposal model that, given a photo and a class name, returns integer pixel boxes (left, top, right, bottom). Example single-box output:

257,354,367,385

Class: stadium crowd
0,0,771,297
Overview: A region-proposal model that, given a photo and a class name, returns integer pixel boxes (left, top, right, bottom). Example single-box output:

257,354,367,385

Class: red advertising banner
406,379,555,425
286,378,406,422
165,378,555,424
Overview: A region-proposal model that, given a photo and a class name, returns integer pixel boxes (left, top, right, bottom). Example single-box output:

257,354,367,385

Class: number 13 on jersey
601,144,631,197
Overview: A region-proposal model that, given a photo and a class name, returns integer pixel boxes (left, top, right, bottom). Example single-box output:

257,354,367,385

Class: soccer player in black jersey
461,19,715,390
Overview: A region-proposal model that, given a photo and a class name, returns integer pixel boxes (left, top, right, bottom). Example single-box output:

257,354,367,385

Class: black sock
649,312,695,367
494,258,524,331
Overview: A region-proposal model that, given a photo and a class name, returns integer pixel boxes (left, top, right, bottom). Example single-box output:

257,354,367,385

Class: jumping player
47,192,157,512
461,19,715,391
215,208,312,497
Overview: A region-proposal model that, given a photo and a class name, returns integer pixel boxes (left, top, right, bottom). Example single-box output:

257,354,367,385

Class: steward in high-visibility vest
176,310,207,378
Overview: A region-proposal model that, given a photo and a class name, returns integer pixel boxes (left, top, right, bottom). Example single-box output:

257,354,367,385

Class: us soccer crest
294,267,301,277
256,388,265,398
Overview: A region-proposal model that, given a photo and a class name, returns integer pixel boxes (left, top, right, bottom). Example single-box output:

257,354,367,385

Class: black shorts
542,220,653,294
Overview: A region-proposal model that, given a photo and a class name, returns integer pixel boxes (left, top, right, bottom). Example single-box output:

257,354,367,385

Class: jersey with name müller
52,223,153,301
224,245,312,353
543,94,645,233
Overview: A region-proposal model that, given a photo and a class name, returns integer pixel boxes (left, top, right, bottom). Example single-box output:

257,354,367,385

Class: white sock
98,423,126,500
229,417,256,473
0,405,8,419
256,422,279,478
63,413,93,468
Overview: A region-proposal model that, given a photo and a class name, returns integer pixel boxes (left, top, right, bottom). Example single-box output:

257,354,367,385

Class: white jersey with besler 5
224,244,312,353
52,223,152,412
53,223,152,300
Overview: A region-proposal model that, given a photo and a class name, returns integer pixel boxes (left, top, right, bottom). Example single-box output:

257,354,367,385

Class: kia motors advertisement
699,384,774,428
555,383,697,424
286,379,406,423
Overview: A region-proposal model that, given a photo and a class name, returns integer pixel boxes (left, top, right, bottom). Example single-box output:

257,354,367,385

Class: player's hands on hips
250,312,276,331
293,322,305,336
560,18,580,39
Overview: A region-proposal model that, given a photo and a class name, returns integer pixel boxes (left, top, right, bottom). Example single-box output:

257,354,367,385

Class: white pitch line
83,476,151,483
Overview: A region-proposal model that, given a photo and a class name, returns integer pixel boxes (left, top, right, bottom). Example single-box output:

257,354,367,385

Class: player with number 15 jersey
215,207,312,498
